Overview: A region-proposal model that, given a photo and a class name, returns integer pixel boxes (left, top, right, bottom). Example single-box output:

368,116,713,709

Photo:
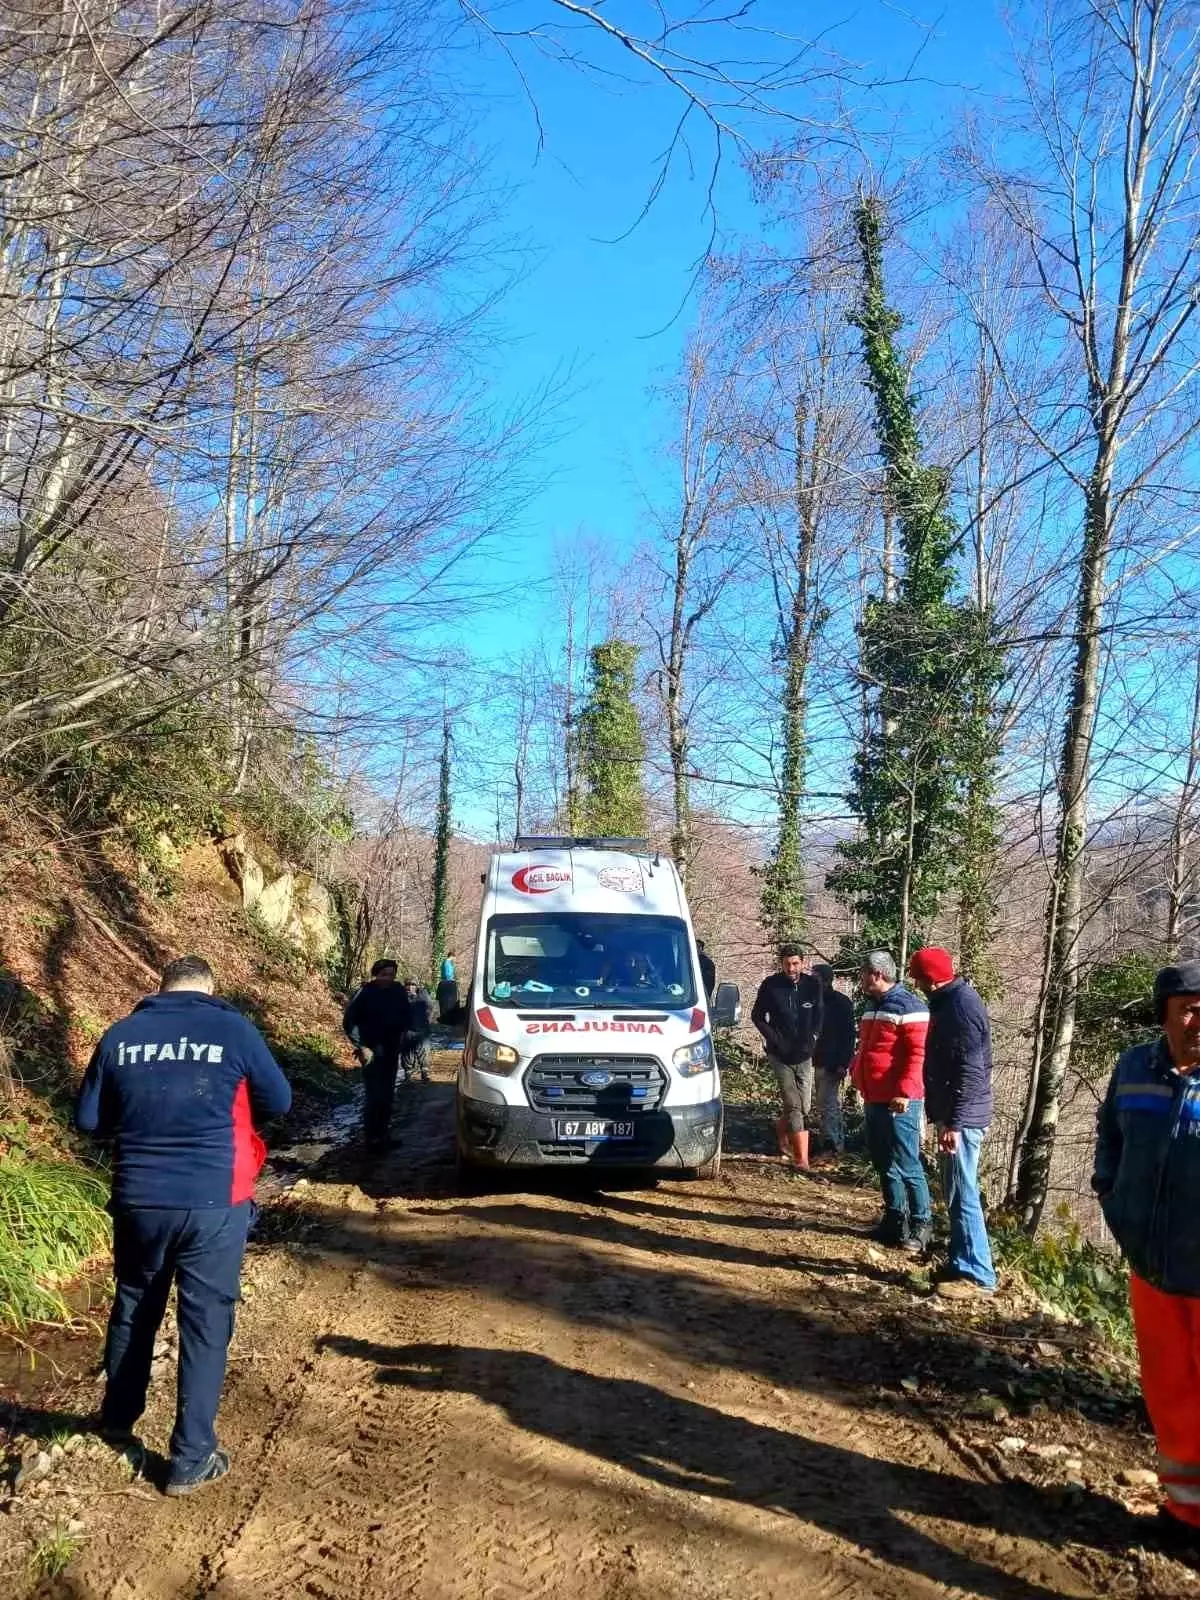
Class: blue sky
448,2,1013,643
404,2,1022,830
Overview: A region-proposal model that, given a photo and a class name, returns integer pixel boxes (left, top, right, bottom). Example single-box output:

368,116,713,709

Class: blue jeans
819,1068,845,1151
102,1204,250,1480
940,1127,996,1288
864,1100,931,1231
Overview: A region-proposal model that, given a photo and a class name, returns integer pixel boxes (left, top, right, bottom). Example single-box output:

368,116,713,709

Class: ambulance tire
690,1148,722,1182
687,1107,724,1181
454,1144,488,1197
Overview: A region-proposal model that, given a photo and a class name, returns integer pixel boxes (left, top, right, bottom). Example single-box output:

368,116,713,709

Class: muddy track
24,1068,1155,1599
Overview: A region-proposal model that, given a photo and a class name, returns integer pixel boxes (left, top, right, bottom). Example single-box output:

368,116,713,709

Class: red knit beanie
909,946,955,986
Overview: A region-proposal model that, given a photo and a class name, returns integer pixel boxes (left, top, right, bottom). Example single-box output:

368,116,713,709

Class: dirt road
7,1063,1182,1599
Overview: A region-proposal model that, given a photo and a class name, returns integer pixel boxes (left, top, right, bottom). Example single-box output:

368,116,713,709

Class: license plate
555,1119,635,1140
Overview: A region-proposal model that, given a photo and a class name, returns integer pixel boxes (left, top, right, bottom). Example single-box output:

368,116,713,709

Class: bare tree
0,1,512,817
964,0,1200,1228
1166,653,1200,959
641,323,744,880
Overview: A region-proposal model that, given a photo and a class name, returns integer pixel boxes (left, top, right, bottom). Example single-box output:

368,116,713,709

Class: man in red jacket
850,951,932,1250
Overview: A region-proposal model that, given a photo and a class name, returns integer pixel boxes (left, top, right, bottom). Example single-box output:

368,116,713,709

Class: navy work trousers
101,1203,251,1479
362,1047,401,1143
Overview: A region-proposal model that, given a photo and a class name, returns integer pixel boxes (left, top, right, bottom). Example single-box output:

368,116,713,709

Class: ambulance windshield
485,913,696,1009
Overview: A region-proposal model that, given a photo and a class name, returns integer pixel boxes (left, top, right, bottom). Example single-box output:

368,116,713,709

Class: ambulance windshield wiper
557,999,668,1010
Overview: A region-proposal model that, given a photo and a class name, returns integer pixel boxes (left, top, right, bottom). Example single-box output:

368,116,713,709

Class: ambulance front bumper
456,1095,722,1168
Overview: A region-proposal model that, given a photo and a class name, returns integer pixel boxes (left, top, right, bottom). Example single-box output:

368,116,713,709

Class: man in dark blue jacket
1093,963,1200,1551
812,963,854,1159
75,954,291,1495
908,947,996,1298
343,958,412,1146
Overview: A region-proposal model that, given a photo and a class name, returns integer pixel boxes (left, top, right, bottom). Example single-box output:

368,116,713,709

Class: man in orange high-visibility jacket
1093,962,1200,1560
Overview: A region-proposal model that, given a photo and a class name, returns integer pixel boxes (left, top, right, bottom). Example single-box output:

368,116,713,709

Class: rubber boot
789,1129,810,1170
774,1117,790,1158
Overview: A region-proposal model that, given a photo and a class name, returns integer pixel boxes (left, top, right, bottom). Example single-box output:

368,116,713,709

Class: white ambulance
455,837,740,1177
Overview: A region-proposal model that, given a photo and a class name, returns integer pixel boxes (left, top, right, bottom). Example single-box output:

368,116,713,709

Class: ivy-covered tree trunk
578,640,648,837
761,396,818,946
429,715,452,984
827,197,1004,969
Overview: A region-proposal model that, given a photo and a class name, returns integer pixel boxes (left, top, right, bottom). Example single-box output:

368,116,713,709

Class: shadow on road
320,1335,1124,1600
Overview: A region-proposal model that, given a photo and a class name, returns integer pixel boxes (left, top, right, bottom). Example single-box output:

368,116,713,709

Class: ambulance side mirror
711,982,741,1028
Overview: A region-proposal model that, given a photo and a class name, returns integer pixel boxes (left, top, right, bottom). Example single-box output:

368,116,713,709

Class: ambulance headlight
475,1038,520,1071
673,1037,713,1076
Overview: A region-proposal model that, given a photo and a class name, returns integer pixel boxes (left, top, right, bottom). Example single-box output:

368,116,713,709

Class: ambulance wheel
454,1145,487,1197
692,1147,722,1182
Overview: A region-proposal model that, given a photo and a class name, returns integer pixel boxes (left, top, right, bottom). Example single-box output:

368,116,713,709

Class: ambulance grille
525,1056,666,1114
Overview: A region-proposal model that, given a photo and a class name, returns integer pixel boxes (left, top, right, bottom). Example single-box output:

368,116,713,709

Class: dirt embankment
1,1057,1192,1600
0,809,350,1135
0,804,354,1380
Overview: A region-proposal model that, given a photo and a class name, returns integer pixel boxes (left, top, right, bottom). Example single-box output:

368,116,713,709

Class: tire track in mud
429,1340,604,1600
85,1247,360,1600
201,1289,459,1600
425,1185,914,1600
197,1085,461,1600
515,1183,1092,1600
61,1078,1108,1600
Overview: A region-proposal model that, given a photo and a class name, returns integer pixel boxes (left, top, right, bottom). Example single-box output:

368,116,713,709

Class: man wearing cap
908,947,997,1299
1093,962,1200,1553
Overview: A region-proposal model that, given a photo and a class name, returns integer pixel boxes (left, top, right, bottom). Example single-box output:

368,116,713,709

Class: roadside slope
0,807,349,1132
0,804,352,1350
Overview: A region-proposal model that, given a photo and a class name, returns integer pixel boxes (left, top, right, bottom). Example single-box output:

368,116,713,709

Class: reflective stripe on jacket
1093,1038,1200,1295
850,983,928,1103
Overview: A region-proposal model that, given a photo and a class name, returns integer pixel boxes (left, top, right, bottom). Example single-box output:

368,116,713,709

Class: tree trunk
897,766,918,971
1011,453,1113,1227
563,593,580,833
430,717,453,984
1166,654,1200,960
666,526,691,882
761,395,816,945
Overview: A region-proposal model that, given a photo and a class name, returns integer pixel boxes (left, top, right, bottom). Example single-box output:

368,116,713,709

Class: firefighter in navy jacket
1092,962,1200,1548
75,954,291,1496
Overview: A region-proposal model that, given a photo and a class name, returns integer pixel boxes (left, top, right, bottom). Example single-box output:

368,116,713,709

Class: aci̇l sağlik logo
511,864,572,895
